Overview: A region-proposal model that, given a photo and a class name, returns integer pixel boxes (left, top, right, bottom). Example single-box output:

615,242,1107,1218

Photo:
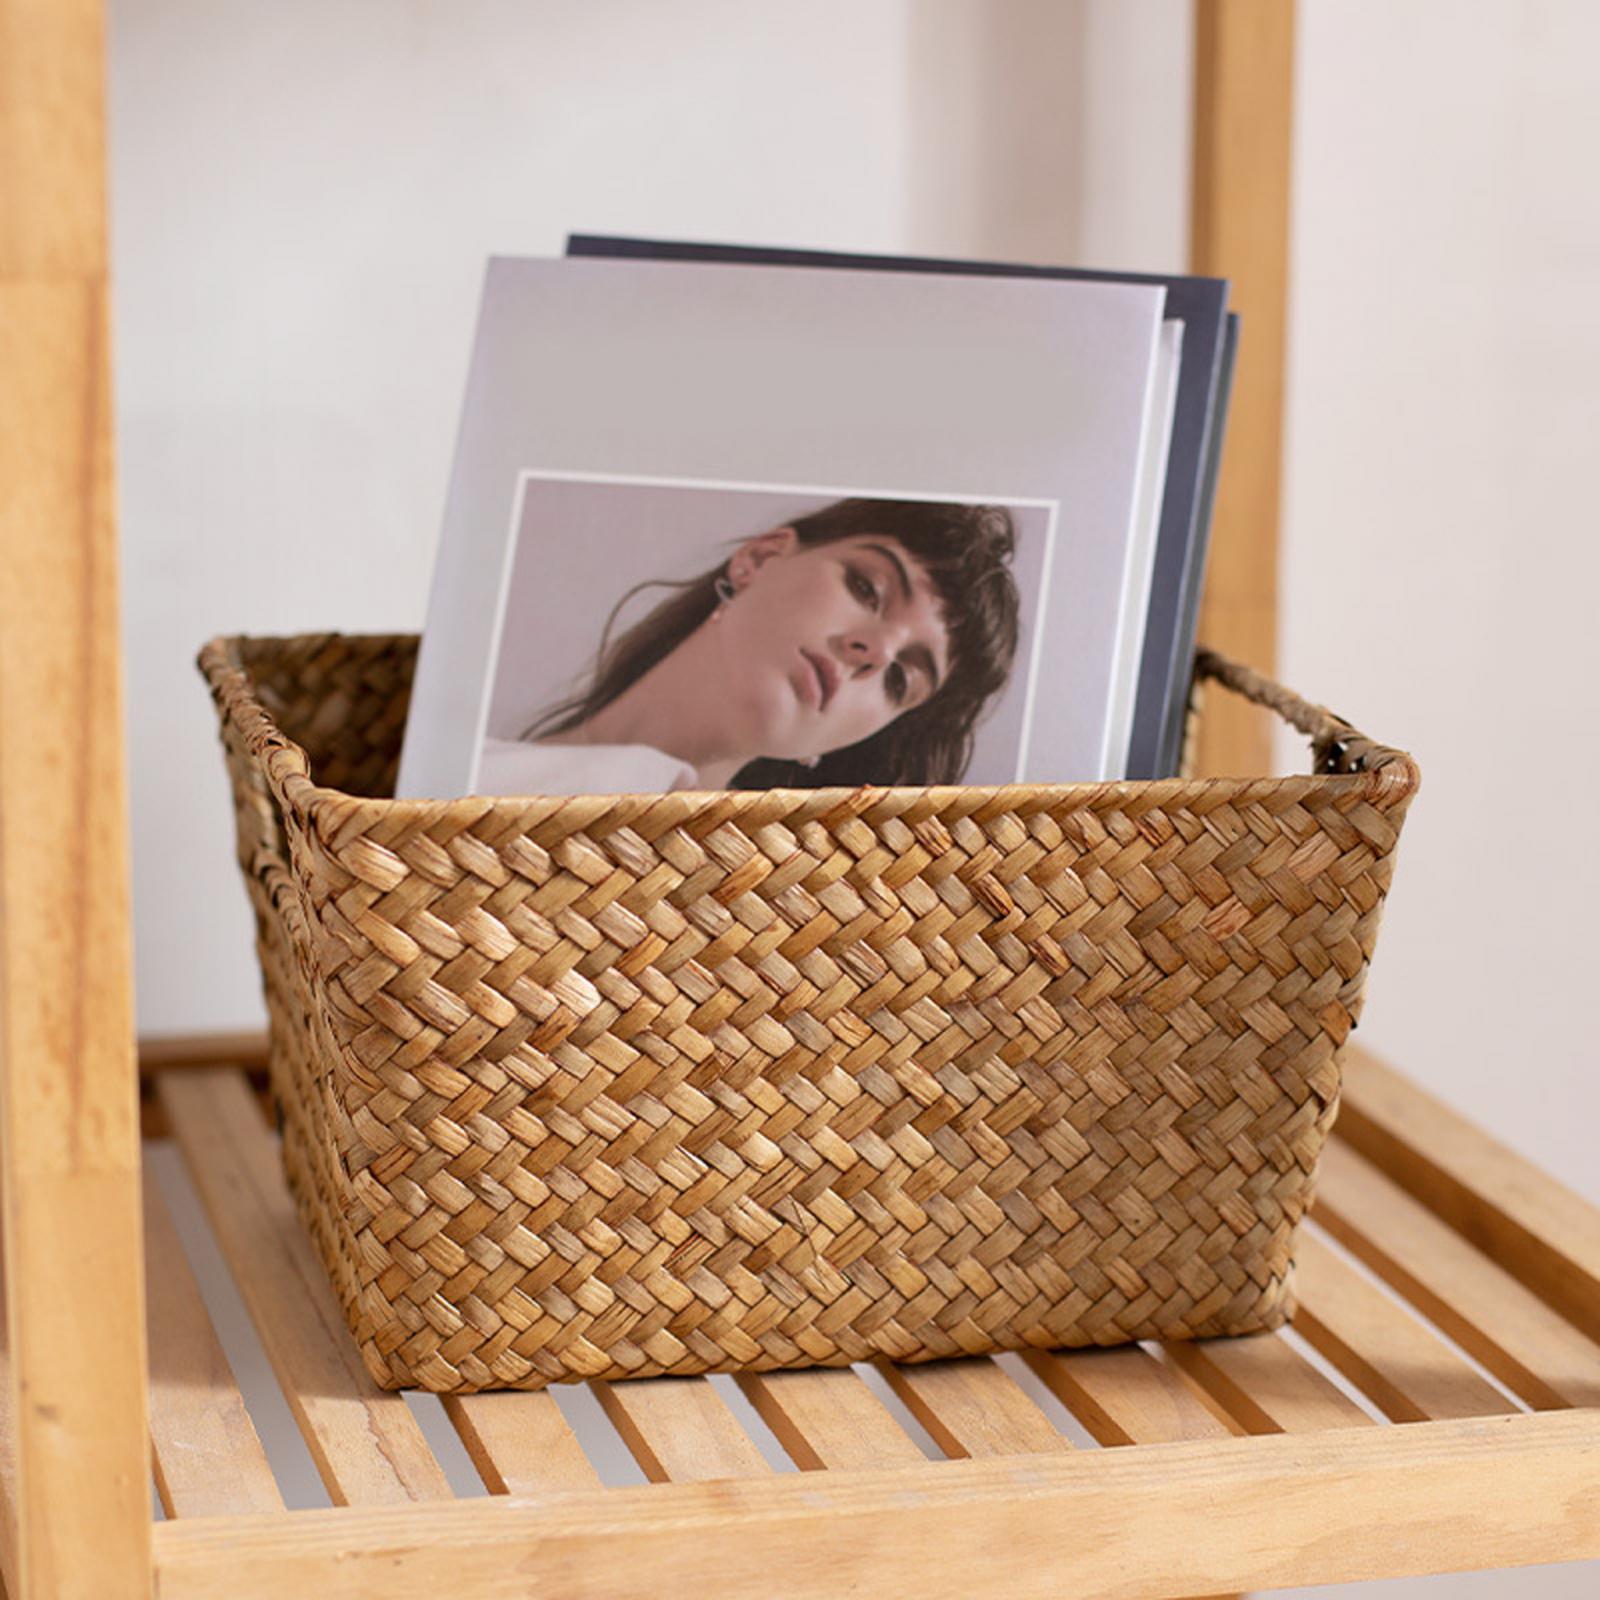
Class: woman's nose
841,629,889,672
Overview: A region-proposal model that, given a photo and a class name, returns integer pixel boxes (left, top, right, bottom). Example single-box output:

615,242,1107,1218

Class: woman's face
708,527,951,763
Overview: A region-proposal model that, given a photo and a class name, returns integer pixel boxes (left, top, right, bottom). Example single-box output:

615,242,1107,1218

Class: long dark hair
525,497,1021,787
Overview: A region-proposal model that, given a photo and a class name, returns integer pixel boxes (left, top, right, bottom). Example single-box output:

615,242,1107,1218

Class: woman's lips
799,648,837,711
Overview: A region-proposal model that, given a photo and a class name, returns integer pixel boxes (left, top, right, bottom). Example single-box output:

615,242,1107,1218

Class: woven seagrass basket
200,632,1417,1393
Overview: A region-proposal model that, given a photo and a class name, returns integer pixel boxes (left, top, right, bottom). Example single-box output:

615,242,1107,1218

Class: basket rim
197,631,1421,832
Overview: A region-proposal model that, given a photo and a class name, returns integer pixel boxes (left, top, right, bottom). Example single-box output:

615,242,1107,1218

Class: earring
713,575,735,605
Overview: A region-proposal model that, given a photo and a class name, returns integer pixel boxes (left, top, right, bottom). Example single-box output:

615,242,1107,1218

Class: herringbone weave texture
201,633,1417,1393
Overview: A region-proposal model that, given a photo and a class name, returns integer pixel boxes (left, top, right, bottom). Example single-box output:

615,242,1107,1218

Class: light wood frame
5,3,1600,1597
1190,0,1295,777
0,2,152,1597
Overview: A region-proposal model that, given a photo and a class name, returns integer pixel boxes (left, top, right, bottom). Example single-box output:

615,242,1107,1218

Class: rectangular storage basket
200,632,1418,1393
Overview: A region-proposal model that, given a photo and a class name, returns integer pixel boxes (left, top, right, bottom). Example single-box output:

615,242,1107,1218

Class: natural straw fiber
200,633,1417,1392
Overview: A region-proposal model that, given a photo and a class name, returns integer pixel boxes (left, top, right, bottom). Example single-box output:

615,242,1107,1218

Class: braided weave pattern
202,633,1418,1393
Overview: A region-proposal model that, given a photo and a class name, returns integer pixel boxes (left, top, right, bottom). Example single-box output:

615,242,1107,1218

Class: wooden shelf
6,3,1599,1594
56,1043,1592,1598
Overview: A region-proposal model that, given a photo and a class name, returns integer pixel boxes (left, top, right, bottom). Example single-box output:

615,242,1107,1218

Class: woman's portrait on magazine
478,476,1057,798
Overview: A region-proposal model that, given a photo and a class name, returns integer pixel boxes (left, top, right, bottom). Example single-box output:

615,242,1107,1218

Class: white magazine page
1104,318,1185,776
398,256,1165,797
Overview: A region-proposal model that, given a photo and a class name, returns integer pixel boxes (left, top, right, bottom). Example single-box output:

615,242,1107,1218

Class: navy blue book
1174,311,1239,773
567,233,1231,780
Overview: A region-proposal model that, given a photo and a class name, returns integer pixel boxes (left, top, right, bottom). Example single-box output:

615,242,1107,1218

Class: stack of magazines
397,237,1237,801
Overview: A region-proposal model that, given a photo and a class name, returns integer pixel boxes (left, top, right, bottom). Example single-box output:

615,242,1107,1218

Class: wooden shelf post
0,1,154,1596
1190,0,1297,776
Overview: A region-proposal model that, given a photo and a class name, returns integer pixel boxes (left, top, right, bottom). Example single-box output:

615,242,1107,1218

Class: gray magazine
398,256,1169,799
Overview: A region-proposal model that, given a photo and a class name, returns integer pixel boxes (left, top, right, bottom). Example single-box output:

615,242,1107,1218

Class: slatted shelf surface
9,1048,1595,1600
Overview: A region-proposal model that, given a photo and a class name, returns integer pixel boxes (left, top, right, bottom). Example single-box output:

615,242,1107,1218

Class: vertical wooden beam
1190,0,1296,775
0,2,154,1597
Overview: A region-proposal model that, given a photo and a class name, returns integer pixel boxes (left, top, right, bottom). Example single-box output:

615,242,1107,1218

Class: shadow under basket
199,633,1419,1393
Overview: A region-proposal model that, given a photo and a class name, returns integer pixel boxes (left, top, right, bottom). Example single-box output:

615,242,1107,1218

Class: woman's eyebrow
856,541,944,691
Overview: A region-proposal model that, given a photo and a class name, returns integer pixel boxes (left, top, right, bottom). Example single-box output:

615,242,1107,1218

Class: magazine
397,255,1172,799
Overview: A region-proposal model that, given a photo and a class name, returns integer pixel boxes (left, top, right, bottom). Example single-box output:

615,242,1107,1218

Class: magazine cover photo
478,474,1058,797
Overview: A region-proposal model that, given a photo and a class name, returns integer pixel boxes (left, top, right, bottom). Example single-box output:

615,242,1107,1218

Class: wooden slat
139,1032,269,1074
443,1394,600,1495
736,1368,925,1470
877,1360,1067,1459
1293,1232,1512,1423
1,2,152,1594
159,1069,455,1504
150,1410,1600,1600
1190,0,1296,775
142,1153,282,1517
1024,1345,1234,1446
1163,1332,1374,1434
1315,1138,1600,1410
593,1378,770,1483
1340,1047,1600,1346
1021,1348,1237,1600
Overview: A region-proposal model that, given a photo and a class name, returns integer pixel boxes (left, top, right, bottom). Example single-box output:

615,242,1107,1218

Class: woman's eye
885,661,908,704
845,566,879,607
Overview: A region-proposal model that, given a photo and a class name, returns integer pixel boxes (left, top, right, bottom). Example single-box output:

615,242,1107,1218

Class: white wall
1275,11,1600,1591
1282,0,1600,1210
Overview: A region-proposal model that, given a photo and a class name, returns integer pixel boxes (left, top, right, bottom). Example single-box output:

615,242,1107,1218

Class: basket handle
1193,646,1409,778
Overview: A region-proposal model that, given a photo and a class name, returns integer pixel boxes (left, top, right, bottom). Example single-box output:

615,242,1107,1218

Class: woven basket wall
200,632,1418,1393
